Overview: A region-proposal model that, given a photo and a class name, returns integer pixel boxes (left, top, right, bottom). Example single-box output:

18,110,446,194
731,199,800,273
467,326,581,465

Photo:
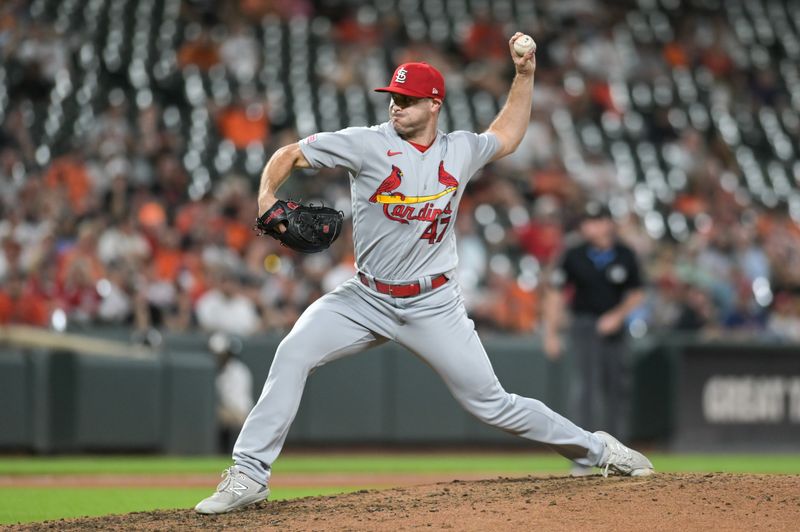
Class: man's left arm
487,33,536,162
596,289,645,336
597,249,646,336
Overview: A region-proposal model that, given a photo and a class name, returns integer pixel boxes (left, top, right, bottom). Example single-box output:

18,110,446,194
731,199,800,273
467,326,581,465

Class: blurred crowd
0,0,799,342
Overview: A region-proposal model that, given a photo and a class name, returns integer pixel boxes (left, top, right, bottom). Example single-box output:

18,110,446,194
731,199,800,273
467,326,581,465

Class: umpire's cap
580,201,613,221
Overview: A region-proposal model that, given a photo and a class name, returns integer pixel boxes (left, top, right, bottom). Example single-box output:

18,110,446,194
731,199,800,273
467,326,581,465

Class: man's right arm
486,33,536,162
542,285,565,360
541,255,570,360
257,143,311,214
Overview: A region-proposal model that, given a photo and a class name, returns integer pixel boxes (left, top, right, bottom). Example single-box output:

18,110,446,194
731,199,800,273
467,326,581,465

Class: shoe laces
216,467,236,492
601,439,633,478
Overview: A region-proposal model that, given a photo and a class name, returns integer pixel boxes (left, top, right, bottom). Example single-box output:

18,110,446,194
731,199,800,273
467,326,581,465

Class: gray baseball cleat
195,466,269,514
595,431,654,477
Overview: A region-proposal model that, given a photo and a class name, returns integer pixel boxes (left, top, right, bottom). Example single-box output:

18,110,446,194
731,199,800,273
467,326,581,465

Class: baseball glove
255,200,344,253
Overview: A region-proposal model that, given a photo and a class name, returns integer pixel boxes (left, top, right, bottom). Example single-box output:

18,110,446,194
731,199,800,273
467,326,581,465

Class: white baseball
513,34,536,56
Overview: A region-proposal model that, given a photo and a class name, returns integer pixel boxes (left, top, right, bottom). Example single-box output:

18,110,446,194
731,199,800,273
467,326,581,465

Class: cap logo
394,67,407,84
431,88,439,95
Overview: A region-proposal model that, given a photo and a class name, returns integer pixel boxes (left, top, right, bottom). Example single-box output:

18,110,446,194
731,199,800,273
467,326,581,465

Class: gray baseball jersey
232,123,606,486
298,122,498,281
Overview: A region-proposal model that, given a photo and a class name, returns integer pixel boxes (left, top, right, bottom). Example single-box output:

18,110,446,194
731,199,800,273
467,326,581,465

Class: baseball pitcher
195,33,653,515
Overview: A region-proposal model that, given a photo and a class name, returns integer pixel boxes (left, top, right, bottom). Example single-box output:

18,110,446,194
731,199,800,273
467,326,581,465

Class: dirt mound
9,473,800,531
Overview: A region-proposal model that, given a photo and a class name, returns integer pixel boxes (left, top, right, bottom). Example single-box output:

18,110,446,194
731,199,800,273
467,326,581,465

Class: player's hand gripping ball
255,200,344,253
513,34,537,56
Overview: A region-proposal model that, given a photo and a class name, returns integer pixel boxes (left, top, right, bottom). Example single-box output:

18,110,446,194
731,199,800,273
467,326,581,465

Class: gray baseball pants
233,277,606,485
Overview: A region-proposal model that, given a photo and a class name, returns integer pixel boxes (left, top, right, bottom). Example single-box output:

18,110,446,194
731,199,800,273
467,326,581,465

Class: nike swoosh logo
387,150,402,157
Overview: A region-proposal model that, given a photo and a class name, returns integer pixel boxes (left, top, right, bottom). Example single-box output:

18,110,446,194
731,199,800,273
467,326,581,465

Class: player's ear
430,98,443,112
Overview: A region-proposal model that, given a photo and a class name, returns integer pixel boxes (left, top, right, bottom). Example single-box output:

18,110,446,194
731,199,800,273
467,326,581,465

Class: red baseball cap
374,62,446,100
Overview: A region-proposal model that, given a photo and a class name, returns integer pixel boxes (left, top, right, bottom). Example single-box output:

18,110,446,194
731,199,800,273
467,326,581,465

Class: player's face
388,94,441,136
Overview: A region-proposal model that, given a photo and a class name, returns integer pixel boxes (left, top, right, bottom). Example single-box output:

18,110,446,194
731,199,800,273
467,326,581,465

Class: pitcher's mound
15,473,800,531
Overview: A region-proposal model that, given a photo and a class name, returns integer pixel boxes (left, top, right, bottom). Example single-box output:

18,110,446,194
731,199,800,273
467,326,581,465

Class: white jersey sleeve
449,131,500,182
298,127,367,174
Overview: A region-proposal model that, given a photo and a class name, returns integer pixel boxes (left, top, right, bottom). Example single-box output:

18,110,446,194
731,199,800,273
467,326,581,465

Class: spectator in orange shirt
44,154,92,216
216,177,257,253
178,26,220,71
216,96,270,149
0,272,50,326
663,41,689,68
152,228,184,282
472,270,538,333
495,274,538,333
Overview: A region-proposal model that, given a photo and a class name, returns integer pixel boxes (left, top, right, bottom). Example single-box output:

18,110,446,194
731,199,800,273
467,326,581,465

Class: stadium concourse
0,0,799,340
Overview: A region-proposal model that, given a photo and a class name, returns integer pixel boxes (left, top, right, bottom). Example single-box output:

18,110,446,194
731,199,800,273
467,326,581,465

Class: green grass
0,487,357,526
1,452,799,525
0,456,232,476
0,453,570,475
647,454,800,474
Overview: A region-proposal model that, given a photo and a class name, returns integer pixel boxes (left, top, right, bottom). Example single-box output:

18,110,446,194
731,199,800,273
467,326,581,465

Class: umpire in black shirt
543,202,644,448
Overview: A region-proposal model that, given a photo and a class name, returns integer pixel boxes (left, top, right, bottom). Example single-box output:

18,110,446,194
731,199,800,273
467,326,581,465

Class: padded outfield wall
0,326,797,453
